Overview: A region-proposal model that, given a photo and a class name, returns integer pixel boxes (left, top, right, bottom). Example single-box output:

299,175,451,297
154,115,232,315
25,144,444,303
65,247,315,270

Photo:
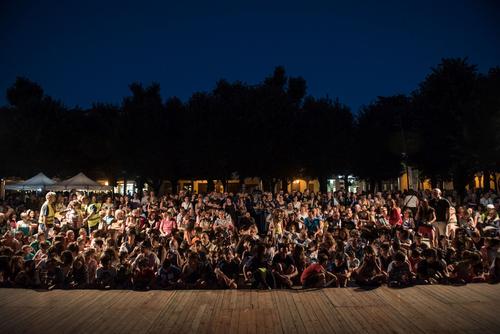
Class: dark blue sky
1,0,499,112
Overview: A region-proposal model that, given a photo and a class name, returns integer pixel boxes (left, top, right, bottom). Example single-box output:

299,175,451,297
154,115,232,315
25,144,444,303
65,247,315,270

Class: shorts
418,225,433,235
432,221,447,236
39,223,54,238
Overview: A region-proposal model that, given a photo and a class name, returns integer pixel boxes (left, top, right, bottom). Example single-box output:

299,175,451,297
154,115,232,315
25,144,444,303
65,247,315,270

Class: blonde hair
46,192,56,200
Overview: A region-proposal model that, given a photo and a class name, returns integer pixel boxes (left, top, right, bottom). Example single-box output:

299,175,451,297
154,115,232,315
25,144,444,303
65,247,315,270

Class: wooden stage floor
1,284,500,334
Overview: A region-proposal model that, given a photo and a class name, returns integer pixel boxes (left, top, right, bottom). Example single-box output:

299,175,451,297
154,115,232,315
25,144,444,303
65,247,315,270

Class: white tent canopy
48,172,112,191
5,172,56,191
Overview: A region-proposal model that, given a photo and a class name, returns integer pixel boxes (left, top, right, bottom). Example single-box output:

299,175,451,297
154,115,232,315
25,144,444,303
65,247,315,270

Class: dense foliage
1,59,499,194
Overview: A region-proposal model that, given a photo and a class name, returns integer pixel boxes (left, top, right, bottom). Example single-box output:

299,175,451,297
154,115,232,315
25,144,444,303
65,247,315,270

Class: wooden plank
280,290,308,334
197,290,223,334
271,290,297,334
212,289,232,334
1,284,500,334
256,290,282,334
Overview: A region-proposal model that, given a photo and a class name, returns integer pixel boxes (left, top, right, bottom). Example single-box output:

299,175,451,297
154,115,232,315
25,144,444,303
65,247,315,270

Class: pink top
157,218,177,235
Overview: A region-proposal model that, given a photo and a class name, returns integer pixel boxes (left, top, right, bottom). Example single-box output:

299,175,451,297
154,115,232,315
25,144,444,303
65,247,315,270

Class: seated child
351,246,387,287
157,258,182,289
70,256,88,288
301,254,337,288
329,253,349,287
387,251,415,288
96,254,117,289
416,248,448,284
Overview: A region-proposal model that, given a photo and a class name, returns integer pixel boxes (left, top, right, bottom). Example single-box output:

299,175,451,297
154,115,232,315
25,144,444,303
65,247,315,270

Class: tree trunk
468,178,475,191
153,178,162,195
453,167,469,203
136,177,145,196
496,173,500,195
262,177,272,192
430,175,437,189
270,179,277,193
170,177,179,194
207,179,215,192
483,171,491,192
370,179,376,193
319,175,328,193
239,176,244,193
452,171,467,204
281,177,288,192
109,175,116,197
222,177,228,193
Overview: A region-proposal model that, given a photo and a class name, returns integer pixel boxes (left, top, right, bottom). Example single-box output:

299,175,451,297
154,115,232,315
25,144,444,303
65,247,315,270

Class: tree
412,58,480,196
352,95,411,190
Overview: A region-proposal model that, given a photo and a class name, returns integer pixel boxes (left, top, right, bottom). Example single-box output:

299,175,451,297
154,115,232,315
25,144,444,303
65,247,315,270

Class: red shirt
389,207,402,226
300,263,324,284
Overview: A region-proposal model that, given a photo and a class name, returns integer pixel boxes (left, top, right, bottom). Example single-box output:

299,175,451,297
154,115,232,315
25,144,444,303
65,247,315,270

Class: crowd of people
0,187,499,290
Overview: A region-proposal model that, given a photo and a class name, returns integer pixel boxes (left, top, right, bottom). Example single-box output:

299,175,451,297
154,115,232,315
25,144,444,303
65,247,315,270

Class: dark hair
67,243,79,254
100,254,111,266
141,240,152,249
162,258,172,268
61,250,73,265
394,251,406,263
423,248,437,258
318,254,329,264
380,243,390,251
364,246,375,255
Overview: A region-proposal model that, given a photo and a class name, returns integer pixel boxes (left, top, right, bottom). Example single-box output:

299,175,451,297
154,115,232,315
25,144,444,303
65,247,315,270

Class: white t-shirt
403,195,418,208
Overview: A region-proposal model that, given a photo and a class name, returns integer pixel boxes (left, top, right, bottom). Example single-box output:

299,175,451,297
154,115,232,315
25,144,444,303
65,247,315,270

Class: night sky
1,0,499,112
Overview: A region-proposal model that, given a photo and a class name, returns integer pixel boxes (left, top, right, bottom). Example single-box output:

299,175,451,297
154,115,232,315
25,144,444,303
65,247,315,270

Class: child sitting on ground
96,254,117,289
301,254,337,288
351,246,387,287
387,251,415,288
416,248,448,284
448,251,482,284
157,258,182,289
329,253,349,287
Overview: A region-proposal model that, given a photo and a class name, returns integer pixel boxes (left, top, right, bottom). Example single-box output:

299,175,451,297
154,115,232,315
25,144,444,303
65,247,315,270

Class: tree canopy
1,59,499,195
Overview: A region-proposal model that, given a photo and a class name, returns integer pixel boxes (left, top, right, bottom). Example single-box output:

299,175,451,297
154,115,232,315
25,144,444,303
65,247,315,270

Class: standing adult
39,192,56,238
84,196,102,235
403,189,419,216
429,188,450,240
